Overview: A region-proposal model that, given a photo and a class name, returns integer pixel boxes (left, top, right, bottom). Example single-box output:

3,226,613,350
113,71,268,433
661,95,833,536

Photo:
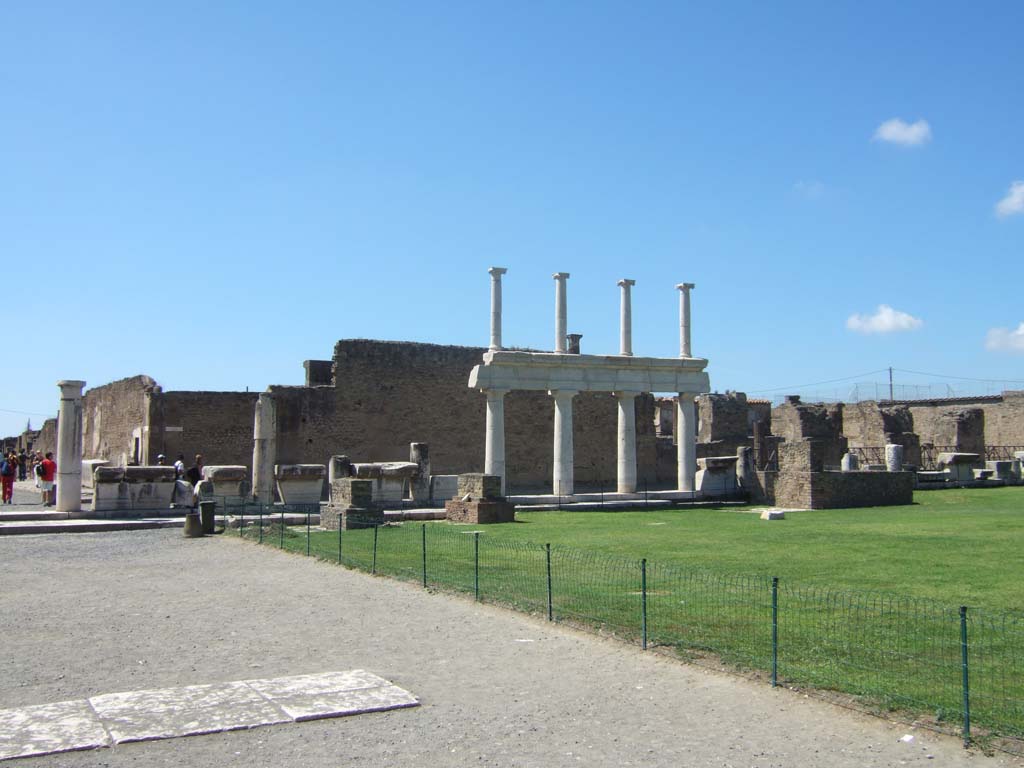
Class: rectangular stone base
320,505,385,530
445,500,515,524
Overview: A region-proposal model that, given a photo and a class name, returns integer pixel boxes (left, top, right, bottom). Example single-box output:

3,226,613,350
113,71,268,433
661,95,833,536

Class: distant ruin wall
148,391,259,470
34,418,57,457
82,375,158,463
773,471,915,510
909,407,985,453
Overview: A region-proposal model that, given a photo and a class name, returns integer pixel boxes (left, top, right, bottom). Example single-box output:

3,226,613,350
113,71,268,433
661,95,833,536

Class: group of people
0,450,56,505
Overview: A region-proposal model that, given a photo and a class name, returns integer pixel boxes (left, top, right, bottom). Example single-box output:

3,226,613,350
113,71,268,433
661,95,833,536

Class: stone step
0,518,184,536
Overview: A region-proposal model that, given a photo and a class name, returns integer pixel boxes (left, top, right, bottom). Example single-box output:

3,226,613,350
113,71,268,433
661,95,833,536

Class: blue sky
2,1,1023,436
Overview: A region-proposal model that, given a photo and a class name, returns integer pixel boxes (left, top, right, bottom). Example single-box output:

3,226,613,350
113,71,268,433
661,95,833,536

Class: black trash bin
199,500,217,534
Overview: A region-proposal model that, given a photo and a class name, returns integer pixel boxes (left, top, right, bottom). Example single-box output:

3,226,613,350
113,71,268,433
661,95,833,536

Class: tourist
39,452,57,506
173,453,186,479
1,452,16,504
185,454,203,486
156,454,166,465
17,449,27,481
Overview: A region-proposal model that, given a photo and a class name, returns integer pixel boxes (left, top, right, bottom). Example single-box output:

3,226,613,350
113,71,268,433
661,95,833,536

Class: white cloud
985,323,1024,352
995,181,1024,218
794,180,826,199
873,118,932,147
846,305,923,334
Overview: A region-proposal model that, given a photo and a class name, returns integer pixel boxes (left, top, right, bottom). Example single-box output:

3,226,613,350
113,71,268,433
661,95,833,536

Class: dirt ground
0,529,1017,767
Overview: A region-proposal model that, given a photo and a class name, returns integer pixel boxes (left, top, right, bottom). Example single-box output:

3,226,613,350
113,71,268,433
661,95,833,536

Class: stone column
551,389,577,496
488,266,507,351
841,452,859,472
676,282,695,357
56,380,86,514
618,278,635,356
484,389,508,495
885,444,904,473
677,393,696,492
252,393,277,503
410,443,430,503
553,272,570,353
615,392,638,493
736,446,754,489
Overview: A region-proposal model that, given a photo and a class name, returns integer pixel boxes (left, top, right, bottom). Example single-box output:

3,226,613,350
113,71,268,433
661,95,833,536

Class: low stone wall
770,470,915,510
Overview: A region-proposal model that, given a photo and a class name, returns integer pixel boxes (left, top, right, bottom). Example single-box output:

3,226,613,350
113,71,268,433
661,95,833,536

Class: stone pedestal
695,456,739,496
841,453,860,472
985,460,1019,483
202,465,251,501
56,380,86,514
352,461,419,506
81,460,110,492
274,464,326,505
323,479,385,530
885,444,904,473
444,473,515,524
935,452,981,483
91,466,178,514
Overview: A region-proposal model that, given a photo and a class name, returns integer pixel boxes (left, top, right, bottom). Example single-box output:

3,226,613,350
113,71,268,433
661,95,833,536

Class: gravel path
0,529,1015,767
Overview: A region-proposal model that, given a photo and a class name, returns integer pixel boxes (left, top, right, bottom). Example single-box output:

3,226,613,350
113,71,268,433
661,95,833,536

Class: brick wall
697,393,749,443
909,407,985,453
772,471,915,509
82,375,158,463
978,393,1024,446
34,418,57,457
147,391,259,470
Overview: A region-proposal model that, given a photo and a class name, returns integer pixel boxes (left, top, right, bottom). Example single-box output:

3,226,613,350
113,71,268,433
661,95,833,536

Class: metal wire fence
214,500,1024,752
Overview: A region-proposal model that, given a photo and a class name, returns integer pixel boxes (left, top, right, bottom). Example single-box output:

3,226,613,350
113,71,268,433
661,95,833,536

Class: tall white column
676,282,695,357
677,393,696,492
553,272,570,353
252,392,277,503
551,389,577,496
56,379,86,514
617,279,635,356
484,388,508,494
615,392,638,493
488,266,507,351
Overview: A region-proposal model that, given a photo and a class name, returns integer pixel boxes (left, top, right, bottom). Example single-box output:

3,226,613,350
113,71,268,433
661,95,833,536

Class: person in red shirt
39,452,57,507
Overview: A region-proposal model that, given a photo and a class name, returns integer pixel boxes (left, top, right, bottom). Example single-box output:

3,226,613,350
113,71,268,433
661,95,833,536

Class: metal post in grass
641,558,648,651
771,576,779,688
474,532,480,601
259,505,263,544
372,524,379,575
546,543,553,622
960,605,971,746
421,524,427,588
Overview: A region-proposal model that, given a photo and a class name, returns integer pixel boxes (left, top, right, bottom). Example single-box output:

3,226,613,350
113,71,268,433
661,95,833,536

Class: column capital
617,278,635,288
488,266,507,277
480,387,510,398
552,272,570,280
678,392,696,403
548,389,578,399
57,380,86,396
612,391,639,400
676,282,695,292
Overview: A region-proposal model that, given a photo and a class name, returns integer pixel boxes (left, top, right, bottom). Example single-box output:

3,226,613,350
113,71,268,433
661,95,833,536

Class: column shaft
618,279,635,356
676,283,695,357
252,393,277,503
56,380,86,514
488,267,507,350
677,394,696,492
553,272,570,353
551,390,576,496
484,389,507,494
616,393,638,493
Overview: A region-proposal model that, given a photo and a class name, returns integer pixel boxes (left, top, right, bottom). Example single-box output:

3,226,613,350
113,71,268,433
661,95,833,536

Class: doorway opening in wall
133,438,140,465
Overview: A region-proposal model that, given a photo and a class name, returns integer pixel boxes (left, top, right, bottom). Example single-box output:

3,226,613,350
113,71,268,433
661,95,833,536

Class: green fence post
279,508,284,549
641,558,648,651
546,543,553,622
306,509,311,557
771,576,779,688
421,524,427,588
474,532,480,601
337,520,342,564
960,605,971,746
372,525,378,575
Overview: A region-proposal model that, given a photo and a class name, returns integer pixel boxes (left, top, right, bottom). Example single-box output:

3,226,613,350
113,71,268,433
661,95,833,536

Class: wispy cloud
985,322,1024,353
995,181,1024,218
873,118,932,147
794,180,826,199
846,305,923,334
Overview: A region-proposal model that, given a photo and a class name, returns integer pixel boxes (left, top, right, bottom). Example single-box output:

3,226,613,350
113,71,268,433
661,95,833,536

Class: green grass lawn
235,486,1024,740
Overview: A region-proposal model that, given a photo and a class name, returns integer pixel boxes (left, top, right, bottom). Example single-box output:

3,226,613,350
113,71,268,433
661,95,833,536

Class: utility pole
889,367,894,402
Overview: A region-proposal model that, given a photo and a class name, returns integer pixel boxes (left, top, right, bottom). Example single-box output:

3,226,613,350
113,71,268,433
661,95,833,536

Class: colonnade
481,269,701,496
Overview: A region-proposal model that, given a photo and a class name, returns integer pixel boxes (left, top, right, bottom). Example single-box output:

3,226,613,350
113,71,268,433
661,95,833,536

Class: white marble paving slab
89,681,290,744
246,670,419,722
0,699,109,761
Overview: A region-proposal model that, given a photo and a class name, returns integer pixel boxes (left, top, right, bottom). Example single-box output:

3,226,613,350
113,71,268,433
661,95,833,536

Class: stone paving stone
0,699,110,761
246,670,419,722
89,681,290,744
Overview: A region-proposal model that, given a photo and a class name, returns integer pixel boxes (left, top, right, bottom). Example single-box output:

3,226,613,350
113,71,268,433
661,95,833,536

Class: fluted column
618,279,635,356
484,388,508,494
677,393,696,492
252,392,277,503
615,392,638,493
553,272,570,353
56,380,86,514
551,389,577,496
488,266,507,351
676,282,695,357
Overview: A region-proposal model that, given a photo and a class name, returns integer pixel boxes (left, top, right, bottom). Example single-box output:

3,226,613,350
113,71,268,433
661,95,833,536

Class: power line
0,407,51,418
892,368,1024,385
747,369,891,394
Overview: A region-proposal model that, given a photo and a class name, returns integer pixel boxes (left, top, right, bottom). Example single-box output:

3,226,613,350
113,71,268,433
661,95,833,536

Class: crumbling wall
698,393,749,443
148,391,259,469
978,392,1024,446
34,418,57,457
909,407,985,454
82,375,159,463
842,401,921,466
772,397,847,467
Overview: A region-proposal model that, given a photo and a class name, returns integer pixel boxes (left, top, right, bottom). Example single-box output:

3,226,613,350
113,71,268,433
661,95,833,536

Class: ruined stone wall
772,471,915,510
748,400,772,433
843,402,913,446
909,407,985,453
34,418,57,457
272,339,652,492
147,391,259,470
977,393,1024,446
697,393,749,443
772,400,846,467
82,375,159,463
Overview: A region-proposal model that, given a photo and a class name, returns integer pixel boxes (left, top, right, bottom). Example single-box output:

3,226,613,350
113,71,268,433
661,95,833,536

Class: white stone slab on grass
0,699,110,761
245,670,419,722
89,681,289,744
